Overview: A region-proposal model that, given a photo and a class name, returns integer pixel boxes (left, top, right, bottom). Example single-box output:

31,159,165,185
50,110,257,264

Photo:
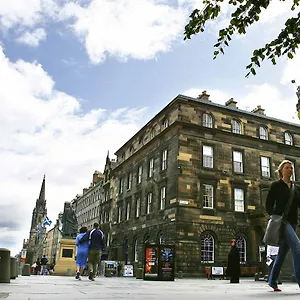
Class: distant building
26,176,48,265
72,171,105,231
106,91,300,276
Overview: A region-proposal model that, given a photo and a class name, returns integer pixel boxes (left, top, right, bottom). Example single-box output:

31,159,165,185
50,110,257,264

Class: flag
43,216,52,227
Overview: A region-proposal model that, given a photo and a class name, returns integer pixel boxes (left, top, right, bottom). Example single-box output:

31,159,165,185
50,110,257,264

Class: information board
144,246,159,279
123,264,134,277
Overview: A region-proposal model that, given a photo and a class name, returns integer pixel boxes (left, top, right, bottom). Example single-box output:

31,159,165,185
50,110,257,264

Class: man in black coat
226,239,241,283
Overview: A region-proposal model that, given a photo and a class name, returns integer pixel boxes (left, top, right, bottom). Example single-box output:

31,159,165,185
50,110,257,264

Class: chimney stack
251,105,265,115
197,90,210,101
225,98,237,108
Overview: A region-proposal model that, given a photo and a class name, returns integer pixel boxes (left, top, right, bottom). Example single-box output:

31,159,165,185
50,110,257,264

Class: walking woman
226,239,241,283
75,226,89,280
266,160,300,292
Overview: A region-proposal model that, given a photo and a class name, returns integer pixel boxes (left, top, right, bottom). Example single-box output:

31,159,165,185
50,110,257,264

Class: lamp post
291,80,300,119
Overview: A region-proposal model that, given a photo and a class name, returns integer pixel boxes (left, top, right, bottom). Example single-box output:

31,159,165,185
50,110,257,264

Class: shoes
272,287,282,292
88,272,95,281
75,272,81,280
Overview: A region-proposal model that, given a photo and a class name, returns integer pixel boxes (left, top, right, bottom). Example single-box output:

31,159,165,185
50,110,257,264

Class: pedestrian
40,255,48,275
266,245,282,284
226,239,240,283
266,160,300,292
75,226,89,280
35,258,41,275
79,222,105,281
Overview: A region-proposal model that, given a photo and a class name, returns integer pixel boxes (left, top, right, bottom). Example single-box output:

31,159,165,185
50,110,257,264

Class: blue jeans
268,223,300,287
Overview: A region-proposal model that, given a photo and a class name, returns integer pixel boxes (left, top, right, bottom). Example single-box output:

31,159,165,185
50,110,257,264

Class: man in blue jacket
79,222,105,281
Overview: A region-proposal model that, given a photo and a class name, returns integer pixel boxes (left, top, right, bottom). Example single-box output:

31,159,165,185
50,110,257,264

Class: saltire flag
43,216,52,227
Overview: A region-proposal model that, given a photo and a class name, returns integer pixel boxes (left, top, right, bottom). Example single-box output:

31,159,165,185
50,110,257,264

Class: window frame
202,184,214,209
259,126,268,140
202,113,213,128
160,186,166,210
236,236,247,263
200,234,214,263
137,165,143,184
234,187,245,212
202,145,214,168
233,150,244,173
260,156,271,178
284,132,293,145
162,149,168,171
148,158,154,178
146,192,152,214
232,120,242,134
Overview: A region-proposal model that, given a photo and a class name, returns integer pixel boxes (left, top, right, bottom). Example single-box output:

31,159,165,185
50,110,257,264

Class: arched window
284,132,293,145
150,129,155,139
236,236,246,262
201,234,214,263
202,113,213,128
133,238,138,262
259,126,268,140
232,120,242,134
162,118,169,129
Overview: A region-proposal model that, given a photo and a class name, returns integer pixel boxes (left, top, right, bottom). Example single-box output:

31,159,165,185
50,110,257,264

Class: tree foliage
184,0,300,77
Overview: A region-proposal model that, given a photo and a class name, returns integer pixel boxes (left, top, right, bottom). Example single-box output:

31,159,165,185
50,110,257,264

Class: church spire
38,174,46,204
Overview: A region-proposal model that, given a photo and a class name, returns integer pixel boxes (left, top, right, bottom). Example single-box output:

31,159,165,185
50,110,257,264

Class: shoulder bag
263,184,295,246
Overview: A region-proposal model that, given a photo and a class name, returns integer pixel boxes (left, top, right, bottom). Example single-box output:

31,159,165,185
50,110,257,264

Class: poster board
123,264,134,277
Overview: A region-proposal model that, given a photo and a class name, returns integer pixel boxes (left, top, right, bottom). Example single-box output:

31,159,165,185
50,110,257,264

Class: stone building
72,171,105,231
108,91,300,276
44,219,62,265
26,176,48,265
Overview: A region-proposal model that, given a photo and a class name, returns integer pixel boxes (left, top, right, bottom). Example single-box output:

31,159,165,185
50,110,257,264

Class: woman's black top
266,179,300,224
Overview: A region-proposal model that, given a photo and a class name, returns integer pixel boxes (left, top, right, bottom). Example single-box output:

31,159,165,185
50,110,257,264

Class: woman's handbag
263,184,295,246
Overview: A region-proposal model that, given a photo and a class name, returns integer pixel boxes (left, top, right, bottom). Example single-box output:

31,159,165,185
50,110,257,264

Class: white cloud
0,0,59,30
60,0,187,63
0,46,147,255
16,28,47,47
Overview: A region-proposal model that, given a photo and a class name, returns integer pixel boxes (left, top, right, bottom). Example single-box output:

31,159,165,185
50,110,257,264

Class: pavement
1,275,300,300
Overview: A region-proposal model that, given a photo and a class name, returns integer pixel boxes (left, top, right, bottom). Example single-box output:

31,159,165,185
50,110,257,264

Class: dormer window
232,120,242,134
163,118,169,129
202,113,213,128
150,129,155,139
284,132,293,145
259,126,268,140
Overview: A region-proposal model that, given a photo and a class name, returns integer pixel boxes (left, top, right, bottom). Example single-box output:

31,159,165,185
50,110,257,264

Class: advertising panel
160,246,175,281
144,246,159,279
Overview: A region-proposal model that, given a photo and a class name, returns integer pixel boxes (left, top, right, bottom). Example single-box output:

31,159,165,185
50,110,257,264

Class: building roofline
114,93,300,155
178,94,300,128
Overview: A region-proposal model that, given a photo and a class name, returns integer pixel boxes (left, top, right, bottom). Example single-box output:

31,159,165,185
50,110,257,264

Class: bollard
135,268,143,279
10,257,17,279
66,269,72,276
177,271,183,279
22,264,30,276
254,273,260,281
0,248,11,283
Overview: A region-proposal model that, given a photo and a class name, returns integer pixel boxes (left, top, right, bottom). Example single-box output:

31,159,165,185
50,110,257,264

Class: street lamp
291,80,300,119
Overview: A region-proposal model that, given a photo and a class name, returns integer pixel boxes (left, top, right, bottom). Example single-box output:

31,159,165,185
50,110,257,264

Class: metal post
0,248,11,283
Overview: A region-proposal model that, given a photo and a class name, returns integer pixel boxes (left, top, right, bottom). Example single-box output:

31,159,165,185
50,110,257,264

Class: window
259,126,268,140
237,236,246,262
232,120,242,134
119,178,124,194
162,149,168,170
117,207,122,223
234,188,244,212
150,129,155,139
203,184,213,209
133,238,138,262
127,172,132,190
202,113,213,128
233,151,243,173
160,186,166,210
261,156,270,177
137,166,142,184
146,193,152,214
201,234,214,263
203,145,213,168
284,132,293,145
126,202,130,221
148,158,154,178
135,198,140,217
163,118,169,129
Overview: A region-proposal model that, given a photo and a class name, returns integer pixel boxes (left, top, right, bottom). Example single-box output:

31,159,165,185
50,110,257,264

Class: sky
0,0,299,256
